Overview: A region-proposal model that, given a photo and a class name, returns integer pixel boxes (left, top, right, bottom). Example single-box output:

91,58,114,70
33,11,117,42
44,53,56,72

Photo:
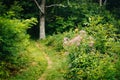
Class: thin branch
46,4,67,8
67,0,70,5
33,0,44,14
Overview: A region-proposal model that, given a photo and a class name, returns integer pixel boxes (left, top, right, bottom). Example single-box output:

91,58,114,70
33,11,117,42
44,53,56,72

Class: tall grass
8,41,47,80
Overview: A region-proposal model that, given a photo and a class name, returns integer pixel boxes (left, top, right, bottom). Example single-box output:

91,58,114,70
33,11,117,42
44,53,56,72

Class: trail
36,42,67,80
38,53,52,80
36,43,53,80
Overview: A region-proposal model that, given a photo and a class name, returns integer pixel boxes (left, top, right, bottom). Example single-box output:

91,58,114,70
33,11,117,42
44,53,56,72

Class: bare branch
33,0,44,14
46,4,67,8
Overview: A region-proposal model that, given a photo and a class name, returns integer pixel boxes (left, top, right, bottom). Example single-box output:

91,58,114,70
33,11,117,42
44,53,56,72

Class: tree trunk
99,0,102,6
103,0,107,6
39,0,45,39
39,13,45,39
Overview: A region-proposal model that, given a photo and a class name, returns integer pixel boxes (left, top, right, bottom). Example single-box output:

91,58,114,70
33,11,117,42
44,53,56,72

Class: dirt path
36,43,53,80
38,53,52,80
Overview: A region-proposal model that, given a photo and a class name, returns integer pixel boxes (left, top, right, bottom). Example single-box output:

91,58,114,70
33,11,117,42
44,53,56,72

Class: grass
8,41,47,80
38,41,68,80
6,39,68,80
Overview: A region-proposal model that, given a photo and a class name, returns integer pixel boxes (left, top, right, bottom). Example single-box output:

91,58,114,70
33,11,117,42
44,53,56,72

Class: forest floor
38,54,52,80
36,43,53,80
8,41,68,80
36,41,68,80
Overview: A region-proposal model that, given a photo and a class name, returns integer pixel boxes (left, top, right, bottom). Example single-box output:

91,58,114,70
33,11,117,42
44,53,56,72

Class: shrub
115,57,120,80
44,30,75,51
44,34,64,51
84,15,119,55
0,17,37,78
65,43,116,80
65,15,119,80
9,42,47,80
66,52,116,80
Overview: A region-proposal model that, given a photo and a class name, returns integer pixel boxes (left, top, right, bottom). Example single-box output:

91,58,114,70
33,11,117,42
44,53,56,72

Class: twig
46,4,67,8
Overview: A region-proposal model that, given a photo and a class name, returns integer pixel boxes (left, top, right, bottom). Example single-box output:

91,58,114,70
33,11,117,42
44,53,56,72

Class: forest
0,0,120,80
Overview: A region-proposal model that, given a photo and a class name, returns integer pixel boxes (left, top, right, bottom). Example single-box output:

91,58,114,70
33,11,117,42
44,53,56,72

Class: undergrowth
8,41,47,80
38,41,68,80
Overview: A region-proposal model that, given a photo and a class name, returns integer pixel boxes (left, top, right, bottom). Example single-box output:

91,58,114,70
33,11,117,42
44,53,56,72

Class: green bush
9,42,47,80
115,57,120,80
84,15,119,55
44,30,75,51
65,42,116,80
64,17,119,79
66,52,116,80
44,34,64,51
0,17,37,78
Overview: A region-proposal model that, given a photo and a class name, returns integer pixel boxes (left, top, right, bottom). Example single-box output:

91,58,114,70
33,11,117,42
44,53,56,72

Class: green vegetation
9,42,47,80
37,42,68,80
0,0,120,80
64,30,118,79
0,17,37,78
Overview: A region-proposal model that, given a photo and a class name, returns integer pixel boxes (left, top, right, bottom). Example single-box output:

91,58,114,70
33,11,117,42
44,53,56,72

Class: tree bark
39,0,45,39
99,0,102,6
103,0,107,6
33,0,65,39
40,13,45,39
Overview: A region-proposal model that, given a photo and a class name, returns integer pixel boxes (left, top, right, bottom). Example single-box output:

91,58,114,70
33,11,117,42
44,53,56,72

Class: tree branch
67,0,70,5
46,4,67,8
33,0,44,14
103,0,107,6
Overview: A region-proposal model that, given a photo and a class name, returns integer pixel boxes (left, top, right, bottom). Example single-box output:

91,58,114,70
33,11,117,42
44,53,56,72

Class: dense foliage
64,21,119,79
66,51,116,80
9,42,47,80
0,17,37,78
0,0,120,79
